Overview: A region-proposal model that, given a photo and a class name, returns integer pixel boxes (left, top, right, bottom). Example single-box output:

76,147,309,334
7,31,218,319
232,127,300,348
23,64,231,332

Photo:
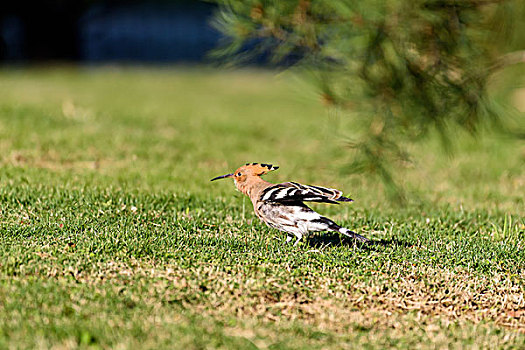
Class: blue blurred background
0,1,221,63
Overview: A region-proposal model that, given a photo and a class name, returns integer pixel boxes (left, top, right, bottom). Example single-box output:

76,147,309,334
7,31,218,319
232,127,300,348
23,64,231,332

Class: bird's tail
338,227,369,242
315,216,369,242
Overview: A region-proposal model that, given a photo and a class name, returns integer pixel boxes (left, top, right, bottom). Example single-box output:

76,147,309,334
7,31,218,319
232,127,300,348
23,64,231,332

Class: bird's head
211,163,279,189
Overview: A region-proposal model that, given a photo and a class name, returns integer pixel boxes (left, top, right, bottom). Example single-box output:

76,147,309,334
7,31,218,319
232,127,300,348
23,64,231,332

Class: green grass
0,66,524,349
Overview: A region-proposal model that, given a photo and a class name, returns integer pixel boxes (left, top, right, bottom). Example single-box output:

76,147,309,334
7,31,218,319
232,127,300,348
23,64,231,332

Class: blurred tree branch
491,50,525,71
211,0,525,202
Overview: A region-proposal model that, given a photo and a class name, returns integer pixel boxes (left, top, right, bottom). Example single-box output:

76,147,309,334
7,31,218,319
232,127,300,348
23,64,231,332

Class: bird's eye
236,172,242,177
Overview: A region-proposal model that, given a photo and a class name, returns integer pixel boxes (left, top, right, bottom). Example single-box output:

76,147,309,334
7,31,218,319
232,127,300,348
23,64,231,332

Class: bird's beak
210,173,234,181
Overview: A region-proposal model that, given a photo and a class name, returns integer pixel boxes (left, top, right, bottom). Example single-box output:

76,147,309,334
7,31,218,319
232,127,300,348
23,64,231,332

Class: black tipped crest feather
245,162,279,171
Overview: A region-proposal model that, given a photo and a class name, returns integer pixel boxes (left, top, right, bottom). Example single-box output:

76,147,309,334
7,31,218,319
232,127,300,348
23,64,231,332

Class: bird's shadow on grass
305,233,414,251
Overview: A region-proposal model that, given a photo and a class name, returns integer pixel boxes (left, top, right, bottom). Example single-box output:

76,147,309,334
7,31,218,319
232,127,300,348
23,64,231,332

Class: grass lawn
0,66,524,349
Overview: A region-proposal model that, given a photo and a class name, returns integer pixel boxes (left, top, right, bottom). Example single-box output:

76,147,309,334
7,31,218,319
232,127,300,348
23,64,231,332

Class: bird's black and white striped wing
260,182,353,204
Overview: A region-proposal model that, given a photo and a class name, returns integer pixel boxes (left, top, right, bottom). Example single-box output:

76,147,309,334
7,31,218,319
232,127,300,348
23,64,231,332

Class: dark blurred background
0,0,220,63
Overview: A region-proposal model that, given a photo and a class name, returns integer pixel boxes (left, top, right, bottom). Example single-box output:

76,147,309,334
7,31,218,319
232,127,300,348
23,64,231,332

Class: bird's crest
242,163,279,176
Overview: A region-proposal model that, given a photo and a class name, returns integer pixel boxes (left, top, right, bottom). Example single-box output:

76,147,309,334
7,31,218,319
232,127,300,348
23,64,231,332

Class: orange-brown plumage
211,163,368,245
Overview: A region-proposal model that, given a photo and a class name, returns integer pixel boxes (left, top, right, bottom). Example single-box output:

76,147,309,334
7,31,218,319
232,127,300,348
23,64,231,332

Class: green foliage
212,0,525,200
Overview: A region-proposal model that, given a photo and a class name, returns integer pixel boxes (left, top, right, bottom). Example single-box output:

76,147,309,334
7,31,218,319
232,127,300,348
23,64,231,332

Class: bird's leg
292,232,303,246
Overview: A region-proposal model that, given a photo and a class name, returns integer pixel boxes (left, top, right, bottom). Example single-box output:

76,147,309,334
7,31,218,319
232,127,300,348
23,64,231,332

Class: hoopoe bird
211,163,369,246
